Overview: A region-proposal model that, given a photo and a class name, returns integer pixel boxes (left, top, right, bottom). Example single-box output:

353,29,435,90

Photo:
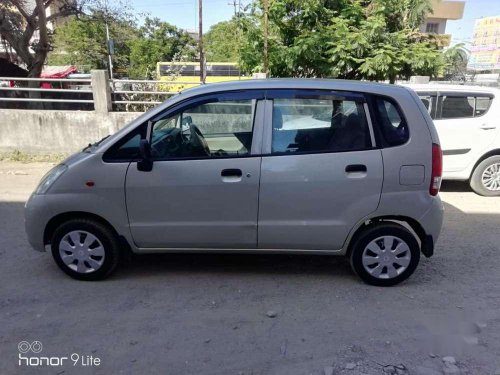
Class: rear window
372,97,409,147
437,94,493,119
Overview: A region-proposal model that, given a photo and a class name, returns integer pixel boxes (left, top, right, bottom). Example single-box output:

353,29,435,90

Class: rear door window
270,94,372,154
436,94,494,119
439,96,475,119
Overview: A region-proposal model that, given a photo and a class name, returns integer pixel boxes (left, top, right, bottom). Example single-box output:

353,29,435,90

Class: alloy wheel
481,163,500,191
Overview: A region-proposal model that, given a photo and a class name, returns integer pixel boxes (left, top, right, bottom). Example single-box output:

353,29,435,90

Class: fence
0,70,200,113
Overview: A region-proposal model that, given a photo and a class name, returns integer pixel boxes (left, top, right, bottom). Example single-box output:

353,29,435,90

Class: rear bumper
421,235,434,257
418,195,444,256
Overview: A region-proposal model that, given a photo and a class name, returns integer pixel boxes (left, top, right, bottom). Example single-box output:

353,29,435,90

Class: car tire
51,219,120,281
349,223,420,287
470,155,500,197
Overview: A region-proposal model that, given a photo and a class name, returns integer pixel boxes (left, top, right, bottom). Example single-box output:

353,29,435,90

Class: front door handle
480,124,496,130
345,164,367,173
221,169,242,177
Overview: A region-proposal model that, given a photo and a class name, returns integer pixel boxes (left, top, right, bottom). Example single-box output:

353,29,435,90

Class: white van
409,84,500,196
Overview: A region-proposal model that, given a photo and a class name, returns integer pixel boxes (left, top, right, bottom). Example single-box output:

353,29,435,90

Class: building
420,0,465,46
468,16,500,72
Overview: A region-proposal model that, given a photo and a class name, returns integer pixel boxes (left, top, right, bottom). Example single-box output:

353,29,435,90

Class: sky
129,0,246,32
130,0,500,44
446,0,500,46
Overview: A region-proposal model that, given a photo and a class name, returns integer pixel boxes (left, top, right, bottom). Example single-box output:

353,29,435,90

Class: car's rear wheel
51,219,120,281
470,155,500,196
349,223,420,286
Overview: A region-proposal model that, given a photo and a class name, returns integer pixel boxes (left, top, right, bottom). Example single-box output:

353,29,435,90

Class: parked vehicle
25,79,444,286
408,84,500,196
157,62,250,92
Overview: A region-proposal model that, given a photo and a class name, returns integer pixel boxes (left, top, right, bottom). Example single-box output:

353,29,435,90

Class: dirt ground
0,161,499,375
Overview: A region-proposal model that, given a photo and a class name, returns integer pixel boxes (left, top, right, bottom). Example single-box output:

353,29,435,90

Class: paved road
1,162,499,375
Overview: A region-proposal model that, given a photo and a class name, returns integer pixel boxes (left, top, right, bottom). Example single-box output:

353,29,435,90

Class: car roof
177,78,409,99
403,83,500,94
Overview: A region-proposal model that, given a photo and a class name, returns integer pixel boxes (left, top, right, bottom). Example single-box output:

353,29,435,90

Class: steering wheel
188,124,210,156
151,130,181,158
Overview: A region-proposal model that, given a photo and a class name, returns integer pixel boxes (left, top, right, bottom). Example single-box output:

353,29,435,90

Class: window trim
262,89,377,156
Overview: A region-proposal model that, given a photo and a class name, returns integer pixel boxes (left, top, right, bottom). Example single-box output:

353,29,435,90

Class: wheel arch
469,149,500,179
43,211,131,252
345,215,426,256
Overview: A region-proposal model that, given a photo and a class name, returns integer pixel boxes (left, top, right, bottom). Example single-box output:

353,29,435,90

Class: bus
156,62,249,92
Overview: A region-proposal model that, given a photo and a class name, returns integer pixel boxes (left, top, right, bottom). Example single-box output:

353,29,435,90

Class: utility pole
263,0,269,77
198,0,205,84
105,21,114,79
228,0,237,16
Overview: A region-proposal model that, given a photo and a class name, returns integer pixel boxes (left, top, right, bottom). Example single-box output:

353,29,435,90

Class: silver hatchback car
25,79,444,286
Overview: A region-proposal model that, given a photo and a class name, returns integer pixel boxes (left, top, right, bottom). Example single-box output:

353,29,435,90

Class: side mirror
137,139,153,172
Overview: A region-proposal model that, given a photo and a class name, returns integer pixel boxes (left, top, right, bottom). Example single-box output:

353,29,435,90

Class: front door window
151,99,255,159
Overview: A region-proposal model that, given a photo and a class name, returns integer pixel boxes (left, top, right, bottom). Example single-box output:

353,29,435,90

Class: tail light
430,143,442,196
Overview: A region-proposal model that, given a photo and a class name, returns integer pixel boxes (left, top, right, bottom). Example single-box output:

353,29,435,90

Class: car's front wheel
470,155,500,196
51,219,120,281
349,223,420,286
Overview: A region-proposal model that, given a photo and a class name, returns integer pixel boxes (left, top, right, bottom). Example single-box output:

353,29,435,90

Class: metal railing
0,76,94,109
0,72,200,112
110,79,199,110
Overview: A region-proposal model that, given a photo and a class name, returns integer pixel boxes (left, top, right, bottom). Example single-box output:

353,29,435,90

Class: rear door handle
221,168,242,177
345,164,367,173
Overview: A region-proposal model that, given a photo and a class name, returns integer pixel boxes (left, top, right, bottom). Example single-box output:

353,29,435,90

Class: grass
0,150,67,163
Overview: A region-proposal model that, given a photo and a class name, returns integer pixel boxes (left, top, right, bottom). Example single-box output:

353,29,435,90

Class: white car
409,84,500,196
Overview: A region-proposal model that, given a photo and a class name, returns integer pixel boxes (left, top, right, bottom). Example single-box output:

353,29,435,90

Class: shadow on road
440,180,473,193
1,198,499,284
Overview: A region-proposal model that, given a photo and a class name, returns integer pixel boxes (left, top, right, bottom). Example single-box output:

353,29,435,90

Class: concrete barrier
0,109,141,154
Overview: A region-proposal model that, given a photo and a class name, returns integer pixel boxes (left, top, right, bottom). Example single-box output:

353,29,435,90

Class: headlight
35,164,68,194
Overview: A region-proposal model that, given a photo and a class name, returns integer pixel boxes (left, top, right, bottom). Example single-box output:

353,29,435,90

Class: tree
48,10,138,74
238,0,446,82
0,0,83,77
204,18,242,62
128,17,196,79
442,44,469,82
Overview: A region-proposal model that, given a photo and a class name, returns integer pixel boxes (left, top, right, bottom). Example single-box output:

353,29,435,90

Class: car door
433,92,495,172
125,91,265,249
257,90,384,251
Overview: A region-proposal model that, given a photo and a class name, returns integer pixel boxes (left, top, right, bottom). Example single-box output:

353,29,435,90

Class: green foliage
204,19,243,62
239,0,445,82
442,43,469,81
128,17,197,79
48,11,138,74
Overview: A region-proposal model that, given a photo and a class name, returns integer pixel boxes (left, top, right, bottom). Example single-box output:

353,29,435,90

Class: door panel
258,92,383,251
258,150,383,250
126,158,261,248
124,92,265,249
434,94,495,173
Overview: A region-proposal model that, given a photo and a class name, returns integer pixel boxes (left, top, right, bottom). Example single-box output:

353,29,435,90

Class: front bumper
25,193,49,252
